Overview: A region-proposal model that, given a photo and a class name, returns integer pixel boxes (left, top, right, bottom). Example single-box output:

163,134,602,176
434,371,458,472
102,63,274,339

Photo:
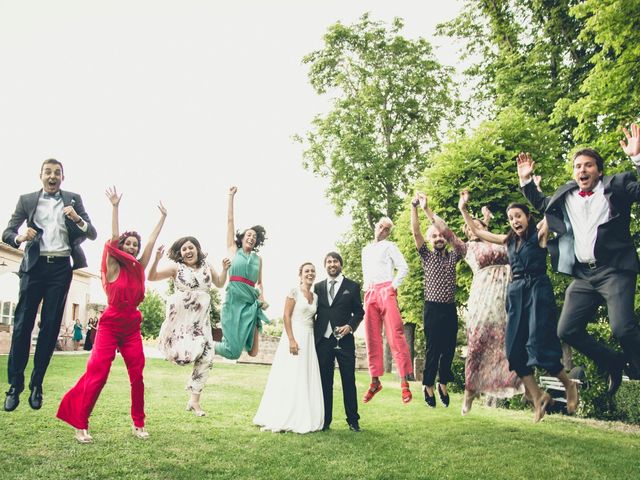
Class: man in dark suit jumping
2,159,97,411
314,251,364,431
518,123,640,396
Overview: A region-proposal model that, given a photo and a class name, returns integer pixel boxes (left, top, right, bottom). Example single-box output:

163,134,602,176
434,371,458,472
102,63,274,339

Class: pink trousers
363,282,413,378
56,306,145,429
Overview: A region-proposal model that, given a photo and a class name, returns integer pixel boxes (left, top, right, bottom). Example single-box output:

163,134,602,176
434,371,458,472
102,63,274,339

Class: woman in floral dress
458,191,523,415
148,236,230,416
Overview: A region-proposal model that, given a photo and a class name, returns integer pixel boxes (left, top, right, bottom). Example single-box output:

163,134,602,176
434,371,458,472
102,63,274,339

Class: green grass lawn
0,354,638,480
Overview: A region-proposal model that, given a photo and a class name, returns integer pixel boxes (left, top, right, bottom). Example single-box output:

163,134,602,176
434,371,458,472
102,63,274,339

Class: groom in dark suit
314,251,364,431
518,124,640,395
2,159,97,411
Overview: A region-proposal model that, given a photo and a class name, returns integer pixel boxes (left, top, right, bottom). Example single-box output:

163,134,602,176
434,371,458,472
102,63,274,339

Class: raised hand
620,123,640,156
155,245,165,262
411,194,420,208
458,190,470,210
533,174,542,192
105,186,122,206
221,257,231,271
516,152,535,181
417,192,428,210
229,186,238,196
157,201,167,217
481,205,493,220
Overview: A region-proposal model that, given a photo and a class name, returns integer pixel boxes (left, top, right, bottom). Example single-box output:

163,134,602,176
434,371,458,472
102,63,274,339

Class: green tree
438,0,593,146
395,108,567,346
139,290,166,339
564,0,640,160
297,13,459,279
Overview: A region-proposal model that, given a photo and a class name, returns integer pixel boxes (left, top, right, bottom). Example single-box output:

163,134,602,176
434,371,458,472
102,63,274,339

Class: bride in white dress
253,262,324,433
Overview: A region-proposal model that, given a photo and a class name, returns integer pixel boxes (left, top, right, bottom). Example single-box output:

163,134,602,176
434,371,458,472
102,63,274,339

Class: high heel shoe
132,426,150,439
74,428,93,444
186,402,206,417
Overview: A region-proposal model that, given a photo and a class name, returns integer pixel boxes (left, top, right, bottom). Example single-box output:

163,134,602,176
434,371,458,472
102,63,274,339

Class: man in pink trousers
361,217,413,404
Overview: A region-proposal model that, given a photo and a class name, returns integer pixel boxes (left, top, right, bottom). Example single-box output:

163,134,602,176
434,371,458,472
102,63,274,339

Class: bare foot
566,381,579,414
534,393,552,423
461,391,475,416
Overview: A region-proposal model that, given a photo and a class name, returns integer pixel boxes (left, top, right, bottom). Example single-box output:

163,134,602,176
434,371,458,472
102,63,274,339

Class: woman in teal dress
72,319,83,351
214,186,269,359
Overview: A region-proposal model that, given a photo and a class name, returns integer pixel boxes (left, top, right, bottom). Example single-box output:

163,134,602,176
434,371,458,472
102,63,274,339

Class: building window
1,300,15,325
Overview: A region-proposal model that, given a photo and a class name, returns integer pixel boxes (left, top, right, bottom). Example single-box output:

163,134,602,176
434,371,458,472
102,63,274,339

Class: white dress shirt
361,239,408,290
324,273,344,338
34,193,71,256
564,180,609,263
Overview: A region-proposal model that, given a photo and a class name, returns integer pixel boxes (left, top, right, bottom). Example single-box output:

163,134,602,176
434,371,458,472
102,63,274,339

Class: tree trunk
403,323,416,380
384,333,393,373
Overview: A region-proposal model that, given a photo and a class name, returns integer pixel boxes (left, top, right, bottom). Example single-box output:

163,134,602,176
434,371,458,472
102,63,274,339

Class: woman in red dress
57,186,166,443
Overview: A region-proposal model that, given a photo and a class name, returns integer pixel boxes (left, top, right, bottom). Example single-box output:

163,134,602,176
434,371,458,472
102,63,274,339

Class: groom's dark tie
329,280,336,303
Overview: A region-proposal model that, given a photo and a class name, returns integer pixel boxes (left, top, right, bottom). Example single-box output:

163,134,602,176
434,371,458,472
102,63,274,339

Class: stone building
0,243,99,354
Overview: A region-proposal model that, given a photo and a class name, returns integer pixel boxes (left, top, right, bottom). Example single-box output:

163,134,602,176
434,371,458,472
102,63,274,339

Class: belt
511,272,544,281
576,260,600,270
229,276,256,287
40,255,70,264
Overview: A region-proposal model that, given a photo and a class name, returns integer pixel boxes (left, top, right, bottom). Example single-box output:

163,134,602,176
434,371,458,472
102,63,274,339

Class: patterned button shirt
417,227,466,304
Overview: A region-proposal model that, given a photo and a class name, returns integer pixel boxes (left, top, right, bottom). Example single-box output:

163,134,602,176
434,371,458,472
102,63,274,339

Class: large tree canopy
394,107,566,325
297,14,459,278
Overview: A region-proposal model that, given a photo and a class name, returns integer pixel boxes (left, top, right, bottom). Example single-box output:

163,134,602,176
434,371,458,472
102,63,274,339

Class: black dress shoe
423,388,436,408
348,422,361,432
437,384,450,407
28,385,43,410
607,367,623,397
322,423,330,431
4,387,21,412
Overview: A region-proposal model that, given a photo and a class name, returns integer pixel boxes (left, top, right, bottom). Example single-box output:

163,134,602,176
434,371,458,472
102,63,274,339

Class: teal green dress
215,249,269,359
73,324,83,342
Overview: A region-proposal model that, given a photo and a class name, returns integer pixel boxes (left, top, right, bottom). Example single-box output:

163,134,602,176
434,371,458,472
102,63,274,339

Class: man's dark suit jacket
314,277,364,347
522,172,640,275
2,189,97,273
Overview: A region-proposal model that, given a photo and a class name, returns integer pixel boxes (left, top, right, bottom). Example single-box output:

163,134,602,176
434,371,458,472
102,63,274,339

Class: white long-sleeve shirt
361,239,408,290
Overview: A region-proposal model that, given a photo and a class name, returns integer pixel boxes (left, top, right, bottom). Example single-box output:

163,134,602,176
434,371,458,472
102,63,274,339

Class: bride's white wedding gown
253,287,324,433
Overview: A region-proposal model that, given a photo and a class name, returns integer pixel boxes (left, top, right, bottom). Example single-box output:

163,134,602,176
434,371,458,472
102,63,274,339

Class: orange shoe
401,381,412,404
362,382,382,403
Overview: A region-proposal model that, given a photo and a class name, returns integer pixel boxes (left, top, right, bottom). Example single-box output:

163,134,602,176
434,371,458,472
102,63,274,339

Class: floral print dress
464,241,523,397
158,262,214,393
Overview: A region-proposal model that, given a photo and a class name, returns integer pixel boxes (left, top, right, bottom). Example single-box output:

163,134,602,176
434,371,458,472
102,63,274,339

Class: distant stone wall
234,334,370,370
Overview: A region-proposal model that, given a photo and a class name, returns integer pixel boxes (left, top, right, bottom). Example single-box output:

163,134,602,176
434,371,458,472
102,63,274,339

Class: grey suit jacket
2,189,97,272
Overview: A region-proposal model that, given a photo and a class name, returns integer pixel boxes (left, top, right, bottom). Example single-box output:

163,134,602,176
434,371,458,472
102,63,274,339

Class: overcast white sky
0,0,463,316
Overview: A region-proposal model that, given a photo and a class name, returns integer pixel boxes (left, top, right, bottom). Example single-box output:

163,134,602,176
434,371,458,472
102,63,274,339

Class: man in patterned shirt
410,192,466,407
